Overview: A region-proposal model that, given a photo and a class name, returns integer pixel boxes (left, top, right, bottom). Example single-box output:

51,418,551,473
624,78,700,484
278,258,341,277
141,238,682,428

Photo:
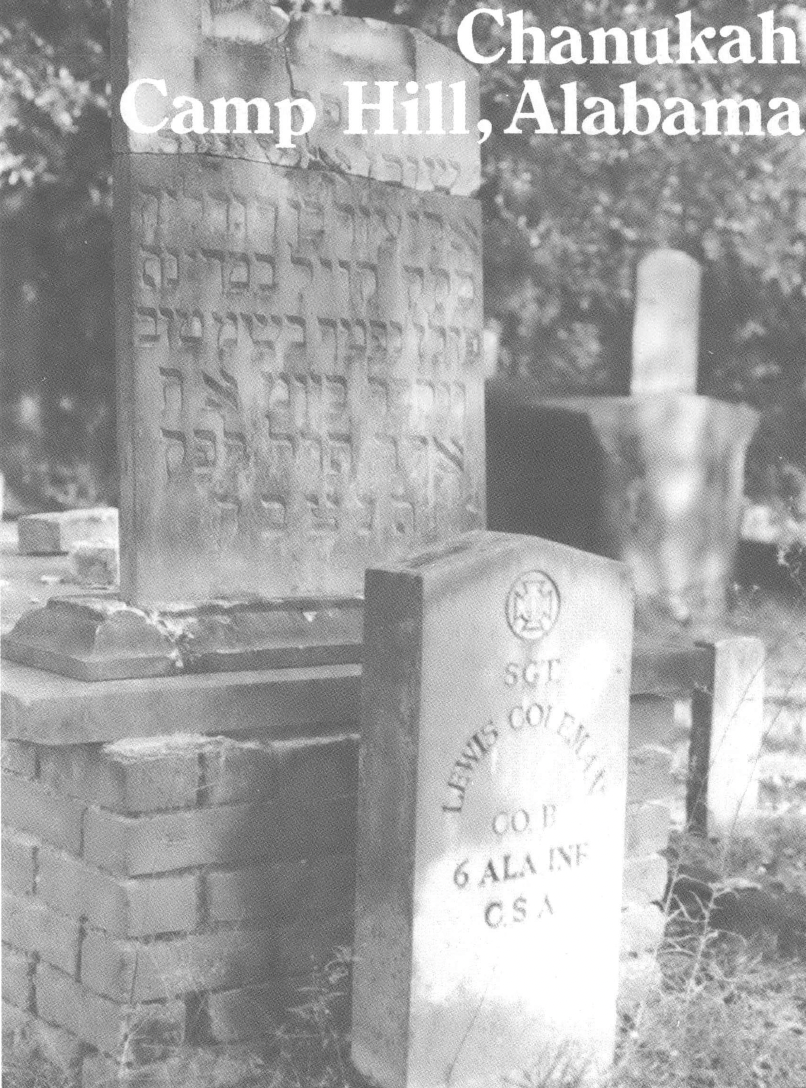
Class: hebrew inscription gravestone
353,531,633,1088
3,7,484,674
114,2,484,607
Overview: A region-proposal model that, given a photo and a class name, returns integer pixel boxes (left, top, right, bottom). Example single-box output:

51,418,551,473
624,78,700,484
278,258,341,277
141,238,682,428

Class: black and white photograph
1,2,805,1085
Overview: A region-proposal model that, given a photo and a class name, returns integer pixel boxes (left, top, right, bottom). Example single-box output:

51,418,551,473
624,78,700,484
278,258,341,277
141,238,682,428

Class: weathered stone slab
112,5,480,196
1,599,177,681
2,595,363,680
688,637,766,836
352,531,632,1088
17,509,118,556
631,249,702,395
1,659,360,746
116,153,484,607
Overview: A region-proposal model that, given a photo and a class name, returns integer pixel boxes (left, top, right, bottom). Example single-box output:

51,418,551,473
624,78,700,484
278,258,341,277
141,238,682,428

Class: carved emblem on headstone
506,570,560,640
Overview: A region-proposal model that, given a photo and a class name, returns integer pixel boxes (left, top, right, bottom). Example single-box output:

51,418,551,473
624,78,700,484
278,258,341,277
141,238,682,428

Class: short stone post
352,531,633,1087
688,637,766,836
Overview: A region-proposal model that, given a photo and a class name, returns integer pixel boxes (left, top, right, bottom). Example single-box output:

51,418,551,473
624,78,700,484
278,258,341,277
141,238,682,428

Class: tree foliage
400,1,806,502
1,0,805,506
1,0,113,506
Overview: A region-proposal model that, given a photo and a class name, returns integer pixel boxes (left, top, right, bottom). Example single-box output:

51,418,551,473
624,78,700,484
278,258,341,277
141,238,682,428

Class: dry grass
614,813,806,1088
614,930,806,1088
1,1039,72,1088
261,947,359,1088
5,827,805,1088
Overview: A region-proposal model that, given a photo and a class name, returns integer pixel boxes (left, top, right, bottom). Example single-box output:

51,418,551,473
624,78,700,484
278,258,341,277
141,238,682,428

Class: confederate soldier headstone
353,532,633,1088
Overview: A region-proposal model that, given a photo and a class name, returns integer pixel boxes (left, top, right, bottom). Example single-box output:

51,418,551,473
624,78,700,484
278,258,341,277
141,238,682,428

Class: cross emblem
506,571,560,640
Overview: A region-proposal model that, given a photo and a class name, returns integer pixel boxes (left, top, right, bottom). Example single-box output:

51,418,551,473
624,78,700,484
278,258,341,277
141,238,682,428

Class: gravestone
4,5,485,676
353,531,632,1088
630,249,701,395
487,246,758,618
114,2,484,608
688,637,766,836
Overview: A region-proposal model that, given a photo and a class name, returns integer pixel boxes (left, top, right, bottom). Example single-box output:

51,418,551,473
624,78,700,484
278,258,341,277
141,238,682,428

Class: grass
614,938,806,1087
262,947,357,1088
1,1041,72,1088
613,812,806,1088
4,820,805,1088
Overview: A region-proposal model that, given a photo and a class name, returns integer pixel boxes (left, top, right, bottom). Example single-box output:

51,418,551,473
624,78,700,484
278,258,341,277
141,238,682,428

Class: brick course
1,705,676,1084
205,853,355,925
2,944,33,1010
2,830,38,896
199,740,277,806
82,802,279,877
37,847,198,937
81,927,281,1003
1,772,84,854
39,740,203,813
36,962,186,1062
3,891,82,976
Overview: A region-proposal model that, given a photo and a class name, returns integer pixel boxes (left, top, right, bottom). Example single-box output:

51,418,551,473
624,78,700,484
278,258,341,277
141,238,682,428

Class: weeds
614,813,806,1088
262,947,362,1088
1,1036,72,1088
614,925,806,1088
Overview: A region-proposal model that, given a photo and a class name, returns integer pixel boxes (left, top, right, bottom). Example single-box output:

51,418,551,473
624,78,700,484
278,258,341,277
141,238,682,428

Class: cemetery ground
2,528,804,1088
4,816,806,1088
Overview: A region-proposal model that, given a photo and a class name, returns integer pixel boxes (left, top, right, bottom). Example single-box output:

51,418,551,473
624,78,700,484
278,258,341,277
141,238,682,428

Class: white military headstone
352,531,633,1088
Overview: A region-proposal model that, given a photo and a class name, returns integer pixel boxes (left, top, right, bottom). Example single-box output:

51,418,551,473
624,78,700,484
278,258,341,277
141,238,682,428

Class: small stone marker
631,249,702,395
688,637,766,836
17,508,119,556
352,531,633,1088
70,541,120,588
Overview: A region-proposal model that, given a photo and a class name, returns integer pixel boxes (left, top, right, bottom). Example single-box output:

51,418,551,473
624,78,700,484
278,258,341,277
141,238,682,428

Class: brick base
2,732,357,1086
3,691,674,1082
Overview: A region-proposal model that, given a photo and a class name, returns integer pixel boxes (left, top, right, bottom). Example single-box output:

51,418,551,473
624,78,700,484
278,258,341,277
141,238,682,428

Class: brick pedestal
3,661,676,1082
1,664,359,1087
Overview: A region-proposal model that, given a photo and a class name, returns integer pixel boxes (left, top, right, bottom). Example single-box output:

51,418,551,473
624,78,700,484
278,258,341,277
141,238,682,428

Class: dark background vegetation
2,0,805,513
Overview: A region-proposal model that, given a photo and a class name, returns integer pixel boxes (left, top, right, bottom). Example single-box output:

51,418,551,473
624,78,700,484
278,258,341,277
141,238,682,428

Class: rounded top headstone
631,248,702,396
